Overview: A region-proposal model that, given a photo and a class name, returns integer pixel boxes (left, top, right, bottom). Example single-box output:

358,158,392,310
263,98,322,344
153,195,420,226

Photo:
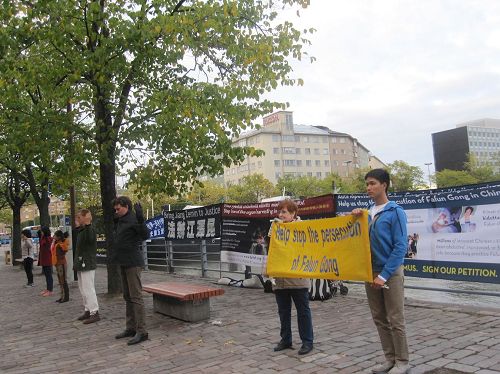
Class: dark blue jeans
275,288,313,345
42,266,53,291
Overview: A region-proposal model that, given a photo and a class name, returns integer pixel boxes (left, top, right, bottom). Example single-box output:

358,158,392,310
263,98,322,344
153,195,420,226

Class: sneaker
42,291,54,297
30,283,35,287
24,283,34,288
372,361,395,374
83,312,101,324
77,311,90,321
388,363,410,374
40,290,49,296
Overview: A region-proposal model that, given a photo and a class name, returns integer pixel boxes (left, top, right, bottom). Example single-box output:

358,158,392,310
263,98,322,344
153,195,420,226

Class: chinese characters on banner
163,204,222,240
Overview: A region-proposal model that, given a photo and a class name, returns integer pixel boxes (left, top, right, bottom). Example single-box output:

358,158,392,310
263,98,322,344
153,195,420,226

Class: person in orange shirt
53,230,70,303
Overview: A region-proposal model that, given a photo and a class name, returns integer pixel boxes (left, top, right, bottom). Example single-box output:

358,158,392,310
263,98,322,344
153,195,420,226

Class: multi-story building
224,111,378,185
432,119,500,172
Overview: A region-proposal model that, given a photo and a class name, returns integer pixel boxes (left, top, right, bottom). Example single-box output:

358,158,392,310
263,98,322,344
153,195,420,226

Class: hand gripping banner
267,211,373,281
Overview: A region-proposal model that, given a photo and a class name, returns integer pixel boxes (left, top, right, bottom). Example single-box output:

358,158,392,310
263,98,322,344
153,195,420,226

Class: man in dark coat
109,196,150,345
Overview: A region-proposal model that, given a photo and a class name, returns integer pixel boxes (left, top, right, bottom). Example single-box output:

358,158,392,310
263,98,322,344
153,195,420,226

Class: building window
316,172,322,178
303,136,309,143
273,147,280,154
331,137,337,143
275,172,281,179
274,160,281,167
284,160,296,166
295,148,301,154
307,172,312,176
341,149,346,154
282,135,298,142
324,160,330,167
272,134,280,142
322,137,328,143
284,172,295,177
314,148,320,155
311,137,320,143
296,160,303,166
323,148,329,155
306,160,312,167
315,160,321,167
282,147,296,154
335,160,339,166
250,163,256,170
340,138,346,143
285,113,293,131
258,161,262,168
305,148,311,155
325,172,330,176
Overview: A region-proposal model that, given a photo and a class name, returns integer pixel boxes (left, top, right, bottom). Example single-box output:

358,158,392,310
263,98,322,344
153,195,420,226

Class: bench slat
143,282,224,301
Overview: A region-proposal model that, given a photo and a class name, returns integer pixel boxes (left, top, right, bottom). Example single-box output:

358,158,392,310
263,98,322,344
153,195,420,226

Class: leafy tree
3,0,312,292
187,180,226,206
435,153,500,187
435,169,478,188
387,160,425,192
1,170,30,261
339,168,370,193
227,174,276,203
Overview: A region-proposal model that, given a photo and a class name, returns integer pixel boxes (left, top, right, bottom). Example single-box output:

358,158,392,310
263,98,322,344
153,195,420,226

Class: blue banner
336,182,500,284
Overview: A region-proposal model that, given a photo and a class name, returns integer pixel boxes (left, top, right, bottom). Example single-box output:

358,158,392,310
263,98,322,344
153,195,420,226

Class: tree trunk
95,88,121,294
100,158,121,294
11,205,22,264
37,193,51,228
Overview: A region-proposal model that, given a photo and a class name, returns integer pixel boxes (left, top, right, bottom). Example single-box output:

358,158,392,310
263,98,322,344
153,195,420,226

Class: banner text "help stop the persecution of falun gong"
267,212,373,281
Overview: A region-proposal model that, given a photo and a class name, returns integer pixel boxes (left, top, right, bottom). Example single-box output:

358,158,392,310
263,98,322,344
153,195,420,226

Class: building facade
432,119,500,172
224,111,376,185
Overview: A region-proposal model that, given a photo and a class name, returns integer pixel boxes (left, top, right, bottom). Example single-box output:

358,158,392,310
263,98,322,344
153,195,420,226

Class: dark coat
38,236,53,266
109,211,149,267
74,224,97,271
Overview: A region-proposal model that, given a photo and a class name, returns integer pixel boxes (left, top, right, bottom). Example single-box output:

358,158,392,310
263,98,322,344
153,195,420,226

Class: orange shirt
53,238,69,265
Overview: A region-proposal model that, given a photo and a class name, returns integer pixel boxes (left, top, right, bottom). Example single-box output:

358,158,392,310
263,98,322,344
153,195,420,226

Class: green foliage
436,153,500,187
187,180,226,206
387,160,426,192
226,174,276,203
435,169,478,188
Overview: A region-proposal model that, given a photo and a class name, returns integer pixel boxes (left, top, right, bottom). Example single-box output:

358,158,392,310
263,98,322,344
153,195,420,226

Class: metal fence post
200,240,208,277
167,240,174,273
142,241,148,270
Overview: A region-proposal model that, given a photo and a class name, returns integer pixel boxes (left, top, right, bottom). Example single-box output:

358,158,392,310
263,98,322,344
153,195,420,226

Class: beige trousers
365,265,409,364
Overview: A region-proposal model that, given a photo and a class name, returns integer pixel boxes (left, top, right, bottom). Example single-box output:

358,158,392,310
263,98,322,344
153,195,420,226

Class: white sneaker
371,361,394,374
388,363,410,374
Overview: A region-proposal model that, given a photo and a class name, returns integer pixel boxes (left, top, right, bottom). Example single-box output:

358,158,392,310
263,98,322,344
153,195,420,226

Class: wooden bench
143,282,224,322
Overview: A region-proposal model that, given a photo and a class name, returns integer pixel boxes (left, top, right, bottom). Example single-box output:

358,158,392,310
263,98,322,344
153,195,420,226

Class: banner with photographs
163,204,222,241
336,183,500,284
221,194,335,266
145,215,165,239
267,212,372,281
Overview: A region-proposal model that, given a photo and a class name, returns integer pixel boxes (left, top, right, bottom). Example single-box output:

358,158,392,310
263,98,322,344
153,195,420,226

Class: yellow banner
267,211,373,281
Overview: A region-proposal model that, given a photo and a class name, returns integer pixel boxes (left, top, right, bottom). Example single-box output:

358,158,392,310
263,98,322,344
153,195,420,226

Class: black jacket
109,211,149,267
74,224,97,271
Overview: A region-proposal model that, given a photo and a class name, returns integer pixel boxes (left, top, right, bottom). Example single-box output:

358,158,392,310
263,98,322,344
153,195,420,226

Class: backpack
308,279,333,301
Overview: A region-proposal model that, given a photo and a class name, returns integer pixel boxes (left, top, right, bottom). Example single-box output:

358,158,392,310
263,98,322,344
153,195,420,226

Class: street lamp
424,162,433,188
344,160,352,178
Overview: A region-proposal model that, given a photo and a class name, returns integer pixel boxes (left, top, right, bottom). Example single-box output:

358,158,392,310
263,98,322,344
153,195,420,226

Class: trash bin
4,250,11,265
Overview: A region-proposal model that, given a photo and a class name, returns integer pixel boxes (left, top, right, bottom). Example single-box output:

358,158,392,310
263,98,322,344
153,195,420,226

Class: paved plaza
1,251,500,374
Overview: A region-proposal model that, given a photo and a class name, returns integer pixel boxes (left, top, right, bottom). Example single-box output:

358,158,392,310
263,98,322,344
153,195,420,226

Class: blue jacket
368,201,407,281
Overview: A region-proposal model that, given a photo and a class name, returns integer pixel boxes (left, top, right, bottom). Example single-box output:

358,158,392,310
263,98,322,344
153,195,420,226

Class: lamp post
424,162,433,188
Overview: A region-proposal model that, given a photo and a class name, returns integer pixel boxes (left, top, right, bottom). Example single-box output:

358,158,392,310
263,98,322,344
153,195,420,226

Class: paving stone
1,254,500,374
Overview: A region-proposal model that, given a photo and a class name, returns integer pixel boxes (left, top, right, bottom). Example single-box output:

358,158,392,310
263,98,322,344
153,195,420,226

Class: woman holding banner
268,199,314,356
352,169,410,374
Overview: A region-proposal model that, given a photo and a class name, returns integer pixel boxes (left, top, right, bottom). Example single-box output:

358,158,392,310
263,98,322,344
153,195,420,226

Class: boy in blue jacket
352,169,409,374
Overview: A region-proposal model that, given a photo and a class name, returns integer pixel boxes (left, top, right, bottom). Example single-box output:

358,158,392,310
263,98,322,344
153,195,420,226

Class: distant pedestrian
21,229,35,287
53,230,70,303
352,169,410,374
74,209,100,324
38,226,54,297
110,196,150,345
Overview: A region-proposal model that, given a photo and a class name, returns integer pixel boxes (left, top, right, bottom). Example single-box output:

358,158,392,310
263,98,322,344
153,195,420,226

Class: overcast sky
266,1,500,174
